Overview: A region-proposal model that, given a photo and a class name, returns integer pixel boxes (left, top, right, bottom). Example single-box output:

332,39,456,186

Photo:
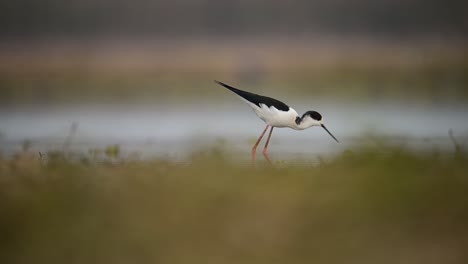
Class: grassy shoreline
1,147,467,263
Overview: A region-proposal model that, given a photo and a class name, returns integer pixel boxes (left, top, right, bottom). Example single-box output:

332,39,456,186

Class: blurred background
1,2,468,264
1,0,468,157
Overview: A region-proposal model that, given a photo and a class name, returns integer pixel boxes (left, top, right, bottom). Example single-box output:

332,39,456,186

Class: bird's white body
241,98,321,130
243,99,296,127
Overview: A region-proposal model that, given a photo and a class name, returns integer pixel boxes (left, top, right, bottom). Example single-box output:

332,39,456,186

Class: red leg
262,127,274,164
252,125,269,161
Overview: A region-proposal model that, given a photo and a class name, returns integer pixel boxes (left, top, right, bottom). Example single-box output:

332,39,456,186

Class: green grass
1,147,468,264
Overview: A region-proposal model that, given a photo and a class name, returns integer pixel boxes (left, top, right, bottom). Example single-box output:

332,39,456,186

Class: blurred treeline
1,0,467,37
0,0,467,105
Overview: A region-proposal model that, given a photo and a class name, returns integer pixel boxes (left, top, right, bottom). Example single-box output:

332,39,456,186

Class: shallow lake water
1,100,467,161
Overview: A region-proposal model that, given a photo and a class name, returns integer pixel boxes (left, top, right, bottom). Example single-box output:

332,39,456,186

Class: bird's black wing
214,80,290,111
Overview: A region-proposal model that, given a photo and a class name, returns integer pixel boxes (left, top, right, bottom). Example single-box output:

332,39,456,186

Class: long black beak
321,124,339,143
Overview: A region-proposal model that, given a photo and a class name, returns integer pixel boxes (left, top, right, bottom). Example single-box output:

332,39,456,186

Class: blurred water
1,100,467,160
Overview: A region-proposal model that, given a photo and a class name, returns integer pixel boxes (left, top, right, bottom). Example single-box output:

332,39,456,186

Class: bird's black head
303,111,322,121
299,110,339,143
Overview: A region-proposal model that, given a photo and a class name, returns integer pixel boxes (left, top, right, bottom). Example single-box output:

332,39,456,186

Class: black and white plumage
215,80,338,162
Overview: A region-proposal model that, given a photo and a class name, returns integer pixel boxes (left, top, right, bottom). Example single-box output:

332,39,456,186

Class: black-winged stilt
215,80,339,163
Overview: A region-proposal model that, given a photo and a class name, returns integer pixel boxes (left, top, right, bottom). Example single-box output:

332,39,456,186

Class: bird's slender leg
252,125,270,161
262,127,274,164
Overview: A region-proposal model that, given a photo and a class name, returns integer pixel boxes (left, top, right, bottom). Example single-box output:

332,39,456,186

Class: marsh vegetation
1,145,467,264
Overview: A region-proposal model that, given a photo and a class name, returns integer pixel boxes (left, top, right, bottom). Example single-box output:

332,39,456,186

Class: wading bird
215,80,339,163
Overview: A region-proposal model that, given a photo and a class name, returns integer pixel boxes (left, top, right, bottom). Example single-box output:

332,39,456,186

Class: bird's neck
293,115,322,130
293,116,315,130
